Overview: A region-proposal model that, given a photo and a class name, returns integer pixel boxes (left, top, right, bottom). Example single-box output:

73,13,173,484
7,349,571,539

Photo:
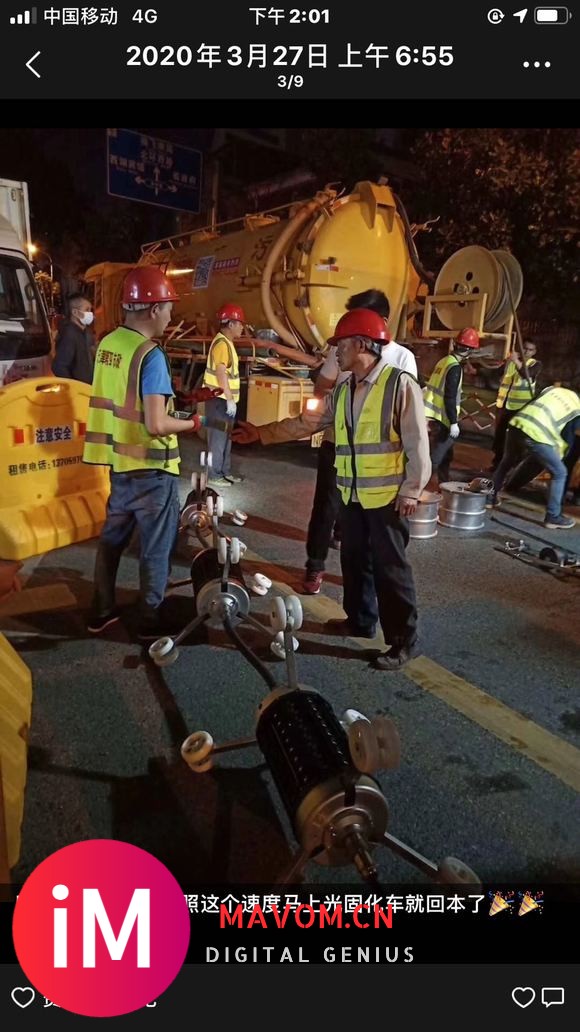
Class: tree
404,128,580,320
287,129,383,189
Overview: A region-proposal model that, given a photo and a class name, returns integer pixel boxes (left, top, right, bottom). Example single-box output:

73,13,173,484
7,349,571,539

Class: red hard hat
455,327,480,349
217,303,246,324
122,267,179,304
328,308,391,346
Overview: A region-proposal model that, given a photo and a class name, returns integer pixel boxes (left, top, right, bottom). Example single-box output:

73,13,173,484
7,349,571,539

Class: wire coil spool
434,246,523,331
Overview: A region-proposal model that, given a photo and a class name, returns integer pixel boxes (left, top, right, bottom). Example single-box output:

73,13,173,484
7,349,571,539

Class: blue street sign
107,128,202,213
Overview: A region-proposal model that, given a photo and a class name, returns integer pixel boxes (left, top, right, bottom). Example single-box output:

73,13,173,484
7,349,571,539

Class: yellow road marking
405,656,580,795
245,547,580,793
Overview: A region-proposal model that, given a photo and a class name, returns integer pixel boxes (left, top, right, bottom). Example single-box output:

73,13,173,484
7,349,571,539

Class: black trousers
340,500,418,648
428,421,454,485
492,407,515,469
306,441,341,573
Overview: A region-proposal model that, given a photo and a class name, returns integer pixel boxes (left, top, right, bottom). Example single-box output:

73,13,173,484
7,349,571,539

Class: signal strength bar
9,8,37,24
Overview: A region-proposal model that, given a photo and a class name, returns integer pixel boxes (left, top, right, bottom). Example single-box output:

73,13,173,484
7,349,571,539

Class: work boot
373,642,419,671
207,476,231,488
224,474,245,484
87,608,121,634
302,571,324,595
137,605,180,642
543,514,576,530
325,618,377,639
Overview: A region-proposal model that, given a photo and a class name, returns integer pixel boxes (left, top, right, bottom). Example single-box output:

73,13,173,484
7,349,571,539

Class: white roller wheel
238,540,248,558
371,715,401,771
206,495,214,516
206,451,213,470
270,596,288,632
285,595,303,631
233,509,248,526
217,537,228,565
341,708,370,729
200,451,206,467
348,720,382,774
230,537,241,565
154,647,180,667
253,573,272,591
190,472,198,490
270,633,299,660
437,857,480,886
149,636,175,661
251,581,268,597
277,630,298,650
199,472,208,492
181,731,214,773
215,496,224,518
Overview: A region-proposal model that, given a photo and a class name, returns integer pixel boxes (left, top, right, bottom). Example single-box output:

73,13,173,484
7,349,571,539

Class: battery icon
534,7,570,22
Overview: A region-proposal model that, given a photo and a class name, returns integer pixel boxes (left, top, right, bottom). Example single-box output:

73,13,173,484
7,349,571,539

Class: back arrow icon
26,51,41,78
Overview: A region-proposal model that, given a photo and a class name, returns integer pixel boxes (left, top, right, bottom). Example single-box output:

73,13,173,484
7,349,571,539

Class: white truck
0,178,52,387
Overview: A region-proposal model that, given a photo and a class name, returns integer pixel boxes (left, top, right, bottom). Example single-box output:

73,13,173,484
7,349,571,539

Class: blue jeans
92,470,180,616
493,428,567,519
205,396,233,477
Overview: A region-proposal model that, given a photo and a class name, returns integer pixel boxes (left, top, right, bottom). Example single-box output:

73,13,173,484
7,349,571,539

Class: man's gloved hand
449,423,460,439
226,399,237,419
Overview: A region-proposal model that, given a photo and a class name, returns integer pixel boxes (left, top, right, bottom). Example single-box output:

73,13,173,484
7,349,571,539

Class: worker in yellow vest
233,308,431,670
302,288,418,596
423,327,480,489
83,267,216,639
203,303,244,487
491,386,580,529
491,340,540,470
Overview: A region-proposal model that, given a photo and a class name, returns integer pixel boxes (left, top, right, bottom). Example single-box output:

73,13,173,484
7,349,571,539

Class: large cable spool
433,246,523,331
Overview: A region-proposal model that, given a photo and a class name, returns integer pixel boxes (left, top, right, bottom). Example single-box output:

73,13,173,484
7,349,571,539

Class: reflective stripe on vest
203,332,241,402
423,355,462,428
496,359,538,411
510,387,580,457
83,326,180,474
334,366,405,509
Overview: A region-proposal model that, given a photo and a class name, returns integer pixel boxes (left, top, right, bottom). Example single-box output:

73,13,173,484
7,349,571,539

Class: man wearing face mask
83,267,208,639
52,293,95,384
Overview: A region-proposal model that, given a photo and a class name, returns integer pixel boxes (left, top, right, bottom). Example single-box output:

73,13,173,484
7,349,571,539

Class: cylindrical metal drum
438,482,487,531
255,688,388,866
408,491,442,539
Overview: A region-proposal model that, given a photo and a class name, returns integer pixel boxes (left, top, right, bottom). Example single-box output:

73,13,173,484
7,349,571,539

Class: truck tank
137,181,424,351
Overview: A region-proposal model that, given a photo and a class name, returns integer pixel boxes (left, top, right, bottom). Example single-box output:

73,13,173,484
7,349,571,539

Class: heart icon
512,987,536,1009
11,987,36,1009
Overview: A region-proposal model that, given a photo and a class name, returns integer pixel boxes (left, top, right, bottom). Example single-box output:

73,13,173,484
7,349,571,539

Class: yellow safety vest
83,326,180,474
496,358,538,411
423,355,462,429
510,388,580,457
334,366,406,509
203,332,241,402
